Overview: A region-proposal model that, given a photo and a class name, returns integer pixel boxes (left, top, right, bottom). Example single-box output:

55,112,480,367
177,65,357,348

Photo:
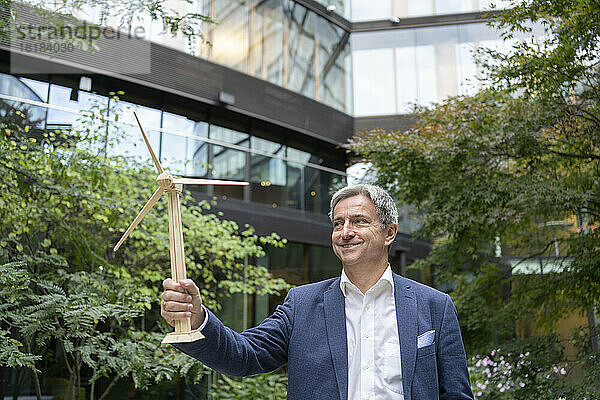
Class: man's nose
341,221,355,238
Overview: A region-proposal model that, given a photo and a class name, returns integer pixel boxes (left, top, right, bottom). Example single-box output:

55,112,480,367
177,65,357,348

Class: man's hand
161,278,205,330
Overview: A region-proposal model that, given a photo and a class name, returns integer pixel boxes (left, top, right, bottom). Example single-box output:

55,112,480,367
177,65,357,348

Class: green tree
349,0,600,396
0,95,290,400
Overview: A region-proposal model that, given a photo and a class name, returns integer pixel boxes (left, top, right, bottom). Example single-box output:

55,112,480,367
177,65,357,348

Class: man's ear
384,223,398,247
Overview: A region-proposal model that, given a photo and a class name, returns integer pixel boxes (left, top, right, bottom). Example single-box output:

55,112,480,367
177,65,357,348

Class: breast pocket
417,343,436,358
383,342,403,394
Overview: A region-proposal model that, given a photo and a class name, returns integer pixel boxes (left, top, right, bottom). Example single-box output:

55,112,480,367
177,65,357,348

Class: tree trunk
12,367,23,400
589,308,598,353
588,308,600,388
75,353,82,400
98,375,121,400
32,368,43,400
26,341,43,400
59,339,76,400
65,371,76,400
176,375,185,400
128,375,136,398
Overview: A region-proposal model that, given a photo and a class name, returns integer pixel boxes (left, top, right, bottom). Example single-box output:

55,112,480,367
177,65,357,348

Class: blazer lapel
394,274,417,399
323,278,348,400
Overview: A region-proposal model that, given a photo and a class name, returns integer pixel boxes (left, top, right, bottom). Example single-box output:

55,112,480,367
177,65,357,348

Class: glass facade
201,0,353,113
351,22,545,116
349,0,512,21
313,0,349,18
299,0,508,22
0,74,346,214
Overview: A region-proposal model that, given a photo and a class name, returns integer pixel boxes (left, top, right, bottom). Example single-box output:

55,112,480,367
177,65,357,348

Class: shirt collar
339,264,394,297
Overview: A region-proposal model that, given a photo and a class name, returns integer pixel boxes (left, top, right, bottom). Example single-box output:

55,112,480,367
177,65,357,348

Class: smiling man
161,184,474,400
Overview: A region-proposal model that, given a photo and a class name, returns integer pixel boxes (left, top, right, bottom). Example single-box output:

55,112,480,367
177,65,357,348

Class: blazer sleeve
437,294,474,400
173,288,295,377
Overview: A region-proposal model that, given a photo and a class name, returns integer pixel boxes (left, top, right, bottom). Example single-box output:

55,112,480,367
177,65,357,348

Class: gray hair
328,184,398,228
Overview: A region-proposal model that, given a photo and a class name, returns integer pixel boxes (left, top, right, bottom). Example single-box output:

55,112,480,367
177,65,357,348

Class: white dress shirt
340,265,404,400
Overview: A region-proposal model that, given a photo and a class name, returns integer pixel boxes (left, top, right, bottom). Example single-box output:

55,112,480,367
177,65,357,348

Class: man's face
331,194,397,269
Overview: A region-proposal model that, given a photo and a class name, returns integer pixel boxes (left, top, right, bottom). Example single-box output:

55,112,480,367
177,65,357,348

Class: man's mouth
340,243,360,248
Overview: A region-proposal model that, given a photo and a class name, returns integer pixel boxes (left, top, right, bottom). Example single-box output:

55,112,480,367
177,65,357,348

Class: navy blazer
175,273,474,400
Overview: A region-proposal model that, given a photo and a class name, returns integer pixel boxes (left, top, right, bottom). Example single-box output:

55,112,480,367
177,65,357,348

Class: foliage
451,263,515,354
0,262,40,370
469,336,568,400
210,371,288,400
0,94,290,399
469,330,600,400
349,0,600,396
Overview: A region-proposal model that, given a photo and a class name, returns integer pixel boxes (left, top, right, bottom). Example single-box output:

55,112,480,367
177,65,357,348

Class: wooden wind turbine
113,112,248,344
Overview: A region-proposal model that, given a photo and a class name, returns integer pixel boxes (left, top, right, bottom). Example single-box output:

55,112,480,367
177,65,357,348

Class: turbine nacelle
157,172,175,190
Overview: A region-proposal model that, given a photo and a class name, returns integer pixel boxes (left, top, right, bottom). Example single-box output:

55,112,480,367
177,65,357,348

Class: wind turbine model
113,112,248,344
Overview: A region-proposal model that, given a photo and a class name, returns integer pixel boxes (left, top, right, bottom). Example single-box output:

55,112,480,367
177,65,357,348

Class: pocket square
417,330,435,348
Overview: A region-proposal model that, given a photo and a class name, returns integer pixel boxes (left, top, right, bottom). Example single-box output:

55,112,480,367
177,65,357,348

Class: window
108,100,161,162
209,125,249,200
310,245,342,282
161,112,209,178
250,136,286,207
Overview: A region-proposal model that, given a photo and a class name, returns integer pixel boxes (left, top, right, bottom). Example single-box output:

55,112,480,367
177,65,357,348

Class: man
161,184,474,400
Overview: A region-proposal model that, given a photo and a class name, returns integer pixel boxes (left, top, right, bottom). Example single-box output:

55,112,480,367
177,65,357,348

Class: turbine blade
133,111,164,174
114,187,164,252
172,178,249,186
